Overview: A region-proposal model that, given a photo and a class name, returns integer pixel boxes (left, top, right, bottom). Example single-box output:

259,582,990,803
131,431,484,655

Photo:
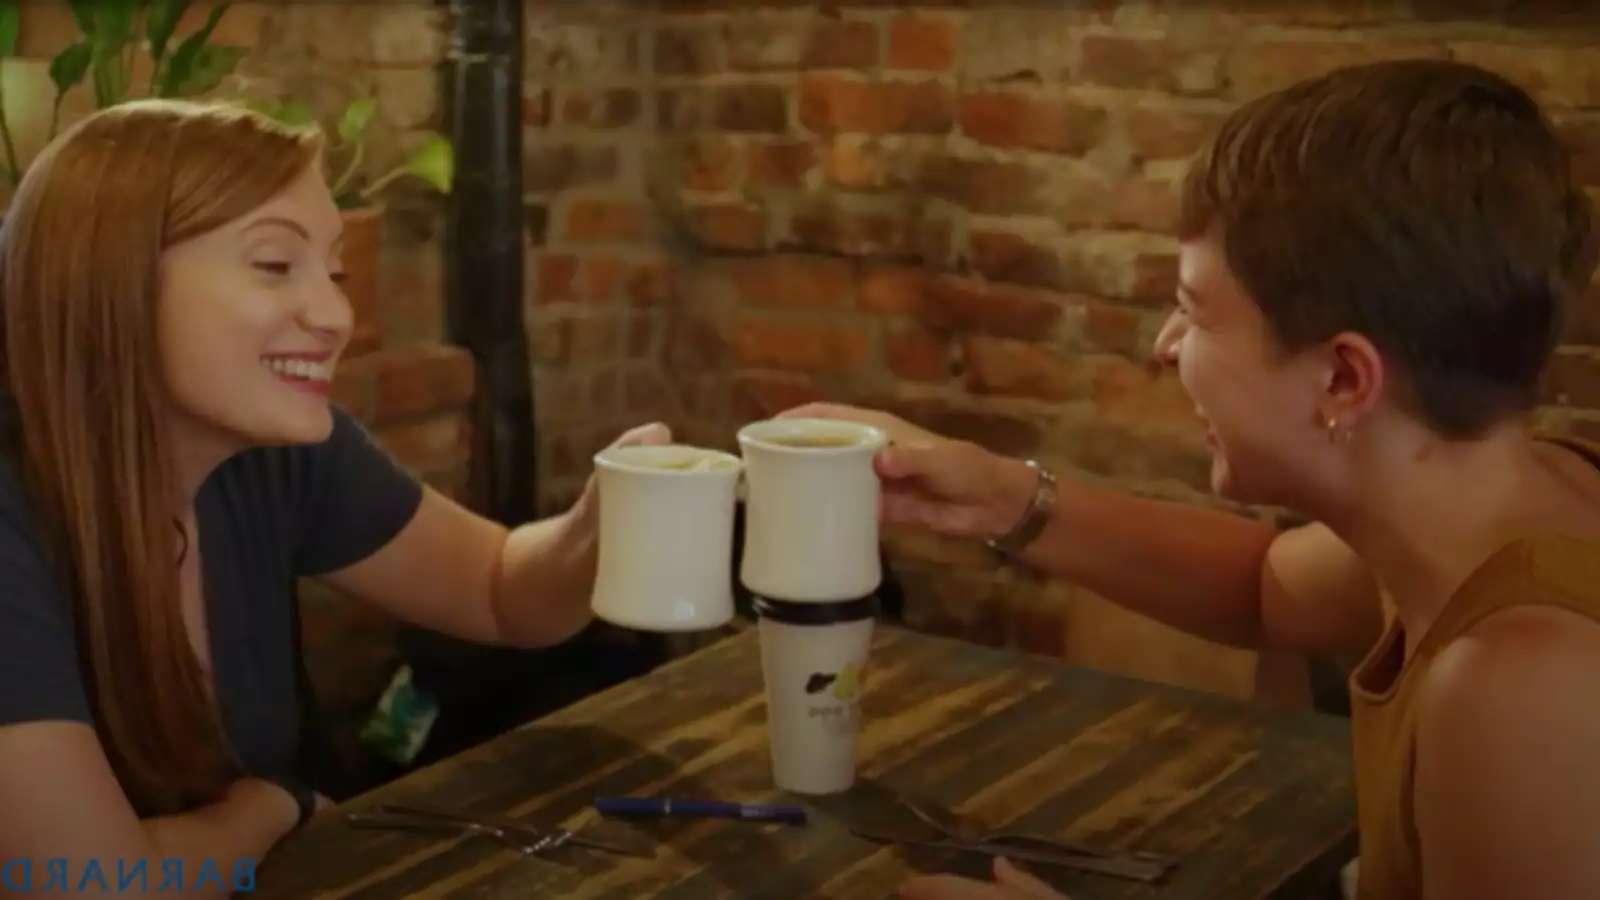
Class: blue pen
594,795,808,825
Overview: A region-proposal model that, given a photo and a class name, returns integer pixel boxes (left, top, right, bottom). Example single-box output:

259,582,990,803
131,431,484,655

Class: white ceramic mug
590,444,742,631
737,418,887,603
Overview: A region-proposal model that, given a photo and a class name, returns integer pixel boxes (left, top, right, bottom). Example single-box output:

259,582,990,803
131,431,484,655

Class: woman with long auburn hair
0,100,663,885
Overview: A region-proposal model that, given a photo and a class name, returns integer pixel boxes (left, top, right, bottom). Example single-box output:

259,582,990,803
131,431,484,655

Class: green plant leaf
49,41,92,94
403,133,452,194
0,1,20,58
247,97,315,127
90,39,130,107
171,43,242,96
155,1,228,97
146,0,192,63
68,0,95,36
337,97,375,145
93,0,138,43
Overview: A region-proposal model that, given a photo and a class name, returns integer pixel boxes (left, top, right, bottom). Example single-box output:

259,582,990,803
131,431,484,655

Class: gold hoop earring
1325,416,1352,445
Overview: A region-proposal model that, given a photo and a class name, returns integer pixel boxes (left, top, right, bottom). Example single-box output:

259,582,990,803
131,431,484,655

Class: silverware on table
368,804,653,859
896,795,1180,869
345,811,561,857
849,826,1172,883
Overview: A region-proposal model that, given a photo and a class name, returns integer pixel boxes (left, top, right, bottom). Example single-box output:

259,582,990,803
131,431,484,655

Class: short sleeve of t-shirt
0,463,92,727
294,407,425,576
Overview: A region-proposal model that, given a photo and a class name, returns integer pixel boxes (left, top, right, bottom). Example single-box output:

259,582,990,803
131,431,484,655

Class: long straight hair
0,100,323,813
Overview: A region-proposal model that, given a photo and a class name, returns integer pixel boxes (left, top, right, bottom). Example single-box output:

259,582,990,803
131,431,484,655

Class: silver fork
898,796,1179,868
345,810,568,856
374,804,650,857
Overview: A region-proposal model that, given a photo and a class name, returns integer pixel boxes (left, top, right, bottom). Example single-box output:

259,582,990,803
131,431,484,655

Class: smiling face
1153,226,1335,507
156,163,351,454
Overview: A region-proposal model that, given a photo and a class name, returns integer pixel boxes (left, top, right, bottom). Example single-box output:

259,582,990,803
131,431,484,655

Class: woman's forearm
491,506,598,647
135,778,298,897
1010,462,1277,647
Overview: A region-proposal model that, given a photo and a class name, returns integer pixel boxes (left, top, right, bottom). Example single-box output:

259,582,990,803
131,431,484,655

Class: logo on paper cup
802,663,863,735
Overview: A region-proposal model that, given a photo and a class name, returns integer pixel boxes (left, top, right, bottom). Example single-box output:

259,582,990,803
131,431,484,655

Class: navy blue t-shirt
0,406,423,780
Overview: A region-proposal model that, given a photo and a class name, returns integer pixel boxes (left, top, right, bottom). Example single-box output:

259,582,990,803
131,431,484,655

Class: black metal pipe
444,0,533,524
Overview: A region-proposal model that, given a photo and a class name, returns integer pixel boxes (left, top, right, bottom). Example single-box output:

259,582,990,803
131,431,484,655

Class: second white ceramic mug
591,444,742,631
736,418,887,602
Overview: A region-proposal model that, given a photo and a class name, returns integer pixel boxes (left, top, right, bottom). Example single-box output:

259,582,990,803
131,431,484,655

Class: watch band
985,459,1057,558
269,775,317,831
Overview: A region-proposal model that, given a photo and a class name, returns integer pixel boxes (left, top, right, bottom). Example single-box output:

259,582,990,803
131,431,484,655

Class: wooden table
257,625,1356,899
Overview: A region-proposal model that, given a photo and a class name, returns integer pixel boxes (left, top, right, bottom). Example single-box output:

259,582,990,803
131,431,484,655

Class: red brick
625,369,673,415
1062,421,1211,493
530,318,571,363
1079,297,1148,358
562,199,646,243
562,91,593,125
1543,349,1600,406
523,144,619,192
747,141,817,188
376,414,471,474
1109,179,1180,233
731,254,855,309
569,314,624,361
1084,355,1196,429
585,256,624,303
790,205,949,262
888,15,955,71
887,326,951,382
969,231,1066,291
627,315,656,357
627,259,677,306
959,92,1107,155
823,138,903,189
373,345,477,423
1228,41,1448,100
689,204,768,252
589,367,620,411
804,20,879,69
523,88,551,127
666,316,730,369
679,137,742,192
576,89,641,128
1130,252,1180,308
657,88,704,130
733,318,871,372
1125,107,1224,161
732,373,825,420
330,355,379,423
656,27,723,75
800,75,953,135
714,84,789,133
535,253,580,304
918,156,1051,215
1079,36,1221,95
921,277,1065,338
859,266,929,314
726,18,808,70
917,407,1043,456
964,337,1074,401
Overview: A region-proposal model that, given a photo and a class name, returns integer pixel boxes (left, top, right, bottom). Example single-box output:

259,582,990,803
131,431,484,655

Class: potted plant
251,96,453,356
0,0,247,186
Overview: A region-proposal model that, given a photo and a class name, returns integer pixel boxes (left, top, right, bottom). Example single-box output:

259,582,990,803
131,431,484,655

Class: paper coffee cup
591,444,742,631
756,595,877,795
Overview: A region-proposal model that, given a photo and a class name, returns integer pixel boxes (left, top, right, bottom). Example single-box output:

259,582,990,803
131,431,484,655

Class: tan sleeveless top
1348,438,1600,900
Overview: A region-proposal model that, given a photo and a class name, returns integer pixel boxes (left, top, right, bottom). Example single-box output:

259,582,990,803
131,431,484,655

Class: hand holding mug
779,403,1037,542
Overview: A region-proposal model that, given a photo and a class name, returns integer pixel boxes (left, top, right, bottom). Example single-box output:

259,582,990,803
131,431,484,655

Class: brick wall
526,1,1600,697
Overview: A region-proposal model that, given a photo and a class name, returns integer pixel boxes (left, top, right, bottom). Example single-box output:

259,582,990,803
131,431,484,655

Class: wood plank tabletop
256,624,1356,899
